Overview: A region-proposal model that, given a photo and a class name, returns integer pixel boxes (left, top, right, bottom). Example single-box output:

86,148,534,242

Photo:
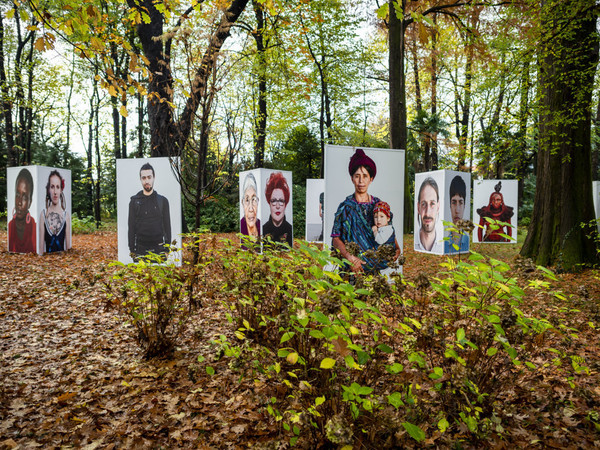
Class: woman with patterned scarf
331,149,400,274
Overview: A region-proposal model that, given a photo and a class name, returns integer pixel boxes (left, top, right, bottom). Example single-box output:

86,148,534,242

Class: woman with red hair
263,172,293,247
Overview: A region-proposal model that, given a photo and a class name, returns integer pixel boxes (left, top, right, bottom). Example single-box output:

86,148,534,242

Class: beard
421,216,436,233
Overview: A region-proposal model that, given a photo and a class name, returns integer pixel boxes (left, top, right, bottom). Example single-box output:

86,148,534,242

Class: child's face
374,211,389,228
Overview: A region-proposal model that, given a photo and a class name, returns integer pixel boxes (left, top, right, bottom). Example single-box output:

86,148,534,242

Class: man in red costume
477,181,514,242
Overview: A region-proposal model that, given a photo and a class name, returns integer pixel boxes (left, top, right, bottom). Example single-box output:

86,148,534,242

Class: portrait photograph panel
443,171,471,255
472,179,518,244
7,166,41,255
239,169,263,250
324,145,405,275
261,169,293,248
305,178,325,242
116,157,182,265
37,166,72,255
414,170,445,255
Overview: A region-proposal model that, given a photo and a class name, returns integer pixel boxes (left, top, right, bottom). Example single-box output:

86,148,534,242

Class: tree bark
389,0,407,151
127,0,248,157
430,14,438,170
0,13,16,166
521,0,599,269
252,0,267,167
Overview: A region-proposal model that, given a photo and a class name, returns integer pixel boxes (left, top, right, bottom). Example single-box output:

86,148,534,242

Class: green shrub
106,249,200,359
72,214,97,234
203,238,574,447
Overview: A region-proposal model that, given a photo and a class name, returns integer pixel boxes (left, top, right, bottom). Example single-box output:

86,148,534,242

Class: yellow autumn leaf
320,357,336,369
119,105,128,118
286,352,299,364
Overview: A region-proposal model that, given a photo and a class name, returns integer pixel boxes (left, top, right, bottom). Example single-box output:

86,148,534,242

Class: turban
348,149,376,178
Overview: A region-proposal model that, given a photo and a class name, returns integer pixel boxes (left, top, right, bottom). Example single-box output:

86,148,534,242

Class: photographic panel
261,169,293,248
37,166,72,255
7,166,41,254
324,144,405,274
443,171,471,255
472,179,518,244
414,170,445,255
305,178,325,242
116,157,182,265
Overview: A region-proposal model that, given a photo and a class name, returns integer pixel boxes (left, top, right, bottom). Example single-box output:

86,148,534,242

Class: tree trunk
412,32,429,170
87,70,96,221
111,95,122,159
389,0,411,233
516,60,531,205
521,0,599,269
121,98,127,159
252,0,267,168
389,0,406,150
0,14,16,166
431,15,438,170
24,38,34,164
457,47,472,171
137,83,145,157
593,88,600,180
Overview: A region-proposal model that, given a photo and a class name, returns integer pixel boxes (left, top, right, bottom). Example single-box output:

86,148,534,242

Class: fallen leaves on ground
0,231,598,448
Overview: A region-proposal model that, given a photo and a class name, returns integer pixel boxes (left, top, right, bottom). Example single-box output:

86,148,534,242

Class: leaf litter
0,231,599,448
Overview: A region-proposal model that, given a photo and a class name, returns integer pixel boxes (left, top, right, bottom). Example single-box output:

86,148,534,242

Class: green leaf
456,328,466,342
312,311,331,325
402,422,425,442
487,347,498,356
287,352,299,364
487,314,501,324
376,3,389,19
309,329,325,339
388,392,404,408
315,396,326,406
206,366,215,375
320,357,336,369
438,417,450,432
429,366,443,380
377,344,393,354
386,362,404,374
280,331,295,344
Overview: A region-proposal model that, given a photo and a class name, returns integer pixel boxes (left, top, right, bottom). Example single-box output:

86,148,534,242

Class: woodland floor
0,231,599,449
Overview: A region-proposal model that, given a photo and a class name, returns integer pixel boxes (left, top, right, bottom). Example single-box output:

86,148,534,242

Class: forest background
1,0,599,268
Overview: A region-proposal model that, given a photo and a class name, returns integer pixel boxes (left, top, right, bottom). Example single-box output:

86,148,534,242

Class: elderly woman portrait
331,148,400,273
263,171,293,248
39,169,71,253
8,168,37,253
240,172,261,239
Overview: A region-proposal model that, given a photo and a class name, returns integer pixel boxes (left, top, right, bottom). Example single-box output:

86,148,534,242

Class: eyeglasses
270,198,285,206
243,196,259,207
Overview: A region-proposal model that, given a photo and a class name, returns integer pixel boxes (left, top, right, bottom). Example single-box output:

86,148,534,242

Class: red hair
265,172,290,206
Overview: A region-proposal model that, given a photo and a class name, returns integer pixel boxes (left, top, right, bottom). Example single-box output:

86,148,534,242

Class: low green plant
206,237,578,447
72,214,97,234
106,246,198,359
